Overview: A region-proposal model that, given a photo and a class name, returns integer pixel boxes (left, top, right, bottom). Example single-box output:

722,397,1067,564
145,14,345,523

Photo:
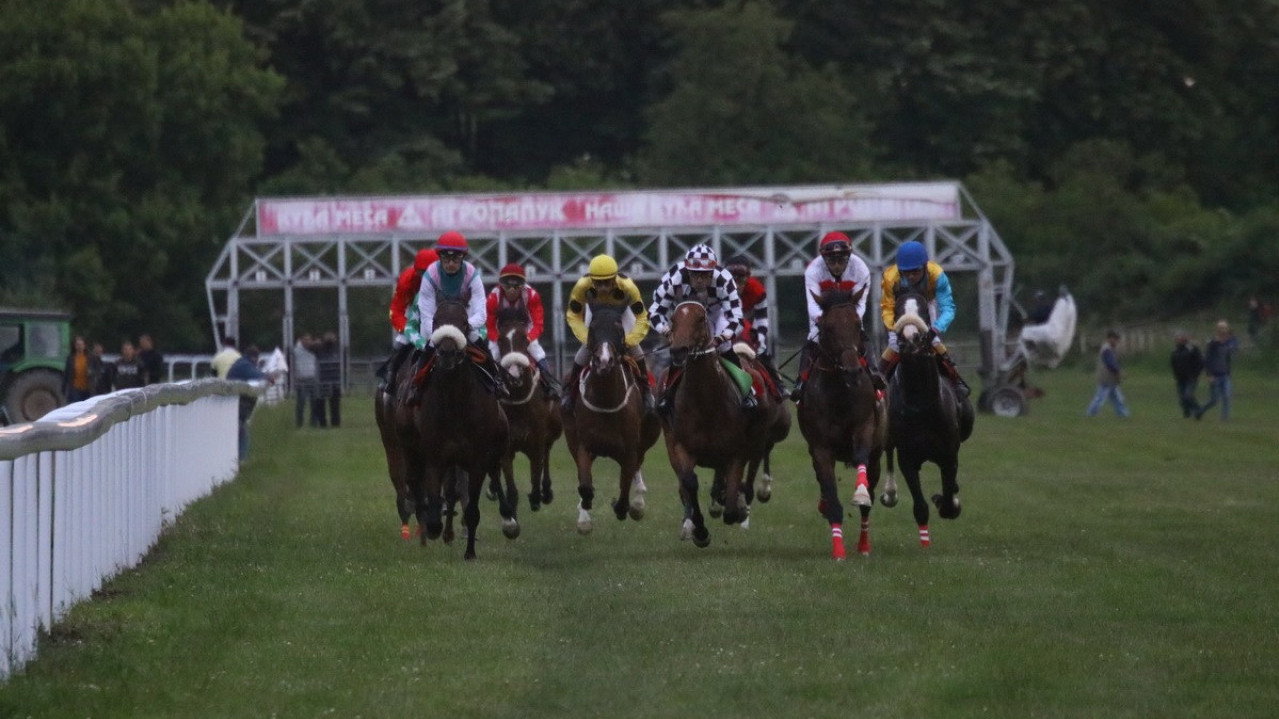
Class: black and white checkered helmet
684,244,718,270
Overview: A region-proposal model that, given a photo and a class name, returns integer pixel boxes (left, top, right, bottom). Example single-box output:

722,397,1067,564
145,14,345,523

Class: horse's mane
495,305,530,326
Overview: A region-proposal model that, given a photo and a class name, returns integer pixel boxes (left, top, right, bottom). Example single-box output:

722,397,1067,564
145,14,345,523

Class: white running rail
0,379,260,681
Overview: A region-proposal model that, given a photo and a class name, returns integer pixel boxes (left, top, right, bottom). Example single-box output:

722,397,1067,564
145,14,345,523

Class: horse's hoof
628,502,645,521
852,485,872,507
502,519,520,539
932,493,962,519
692,526,711,548
740,517,750,530
528,494,541,512
612,500,629,521
879,491,898,508
464,551,477,561
708,500,724,519
400,524,411,540
679,518,694,541
542,487,554,505
757,476,772,503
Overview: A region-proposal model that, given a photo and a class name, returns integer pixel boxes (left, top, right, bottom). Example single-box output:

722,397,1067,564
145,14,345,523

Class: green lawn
2,363,1277,718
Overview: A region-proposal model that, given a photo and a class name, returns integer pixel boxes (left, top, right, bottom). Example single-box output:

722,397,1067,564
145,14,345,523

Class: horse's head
586,303,626,374
495,306,531,359
668,301,712,368
813,287,866,372
431,299,470,370
892,289,933,359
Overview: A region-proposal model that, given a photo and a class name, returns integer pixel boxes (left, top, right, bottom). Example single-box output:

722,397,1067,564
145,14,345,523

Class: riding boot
637,366,656,414
535,358,561,399
938,352,971,398
720,349,757,409
561,364,583,412
878,351,899,384
473,342,509,399
383,344,412,390
789,341,816,402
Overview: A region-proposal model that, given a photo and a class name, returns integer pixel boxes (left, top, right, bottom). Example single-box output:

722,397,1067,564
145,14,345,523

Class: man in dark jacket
227,345,267,459
1170,331,1203,418
1196,320,1239,421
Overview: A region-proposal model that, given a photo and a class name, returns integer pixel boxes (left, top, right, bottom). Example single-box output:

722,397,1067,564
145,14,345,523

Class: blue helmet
896,241,928,271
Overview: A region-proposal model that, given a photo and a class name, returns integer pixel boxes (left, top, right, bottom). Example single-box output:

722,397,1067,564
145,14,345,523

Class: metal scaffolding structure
206,182,1016,389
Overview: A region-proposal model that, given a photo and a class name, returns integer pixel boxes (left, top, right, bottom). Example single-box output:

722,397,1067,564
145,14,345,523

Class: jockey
790,231,877,400
649,244,754,412
412,230,505,397
486,263,560,398
724,254,784,394
377,247,436,389
563,254,654,413
879,240,970,397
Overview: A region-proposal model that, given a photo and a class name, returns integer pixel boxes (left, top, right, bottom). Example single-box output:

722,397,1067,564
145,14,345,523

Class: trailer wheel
4,369,64,423
988,386,1027,417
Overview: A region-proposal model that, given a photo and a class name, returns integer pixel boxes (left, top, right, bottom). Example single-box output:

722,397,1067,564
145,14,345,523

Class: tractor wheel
988,386,1027,417
4,369,64,423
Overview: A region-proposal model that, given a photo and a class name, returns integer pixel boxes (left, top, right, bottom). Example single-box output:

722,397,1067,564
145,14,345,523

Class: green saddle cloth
719,357,754,398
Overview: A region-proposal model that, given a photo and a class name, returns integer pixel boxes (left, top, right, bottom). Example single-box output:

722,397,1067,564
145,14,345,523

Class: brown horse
732,346,791,510
395,300,511,559
561,303,661,534
493,306,563,512
373,348,415,539
796,288,887,560
662,301,779,547
878,289,973,547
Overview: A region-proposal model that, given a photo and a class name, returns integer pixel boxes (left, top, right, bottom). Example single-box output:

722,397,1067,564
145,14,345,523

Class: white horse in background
1018,287,1077,368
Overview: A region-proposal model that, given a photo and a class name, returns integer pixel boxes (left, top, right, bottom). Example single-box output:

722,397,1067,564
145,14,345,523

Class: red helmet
436,230,469,253
819,231,852,255
499,263,526,280
414,249,438,270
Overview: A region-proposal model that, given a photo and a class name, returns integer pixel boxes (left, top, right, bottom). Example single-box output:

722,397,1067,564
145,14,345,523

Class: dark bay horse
880,289,974,547
561,303,661,534
373,350,415,539
493,306,563,512
395,300,511,559
796,288,887,559
662,301,778,547
733,345,791,509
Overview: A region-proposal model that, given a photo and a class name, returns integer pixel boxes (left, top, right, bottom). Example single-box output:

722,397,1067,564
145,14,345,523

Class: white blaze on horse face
598,341,614,364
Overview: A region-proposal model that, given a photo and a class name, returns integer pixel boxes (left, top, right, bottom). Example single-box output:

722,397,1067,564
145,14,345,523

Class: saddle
407,345,503,403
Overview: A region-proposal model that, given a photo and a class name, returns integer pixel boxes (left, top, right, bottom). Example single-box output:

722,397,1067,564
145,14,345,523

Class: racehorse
878,289,974,547
734,346,791,509
796,288,887,560
662,300,778,547
373,351,415,539
396,299,511,559
561,303,661,534
493,306,563,512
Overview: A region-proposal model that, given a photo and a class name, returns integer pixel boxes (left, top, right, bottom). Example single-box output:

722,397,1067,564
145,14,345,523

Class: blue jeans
1086,383,1129,417
1198,374,1232,420
1175,379,1200,418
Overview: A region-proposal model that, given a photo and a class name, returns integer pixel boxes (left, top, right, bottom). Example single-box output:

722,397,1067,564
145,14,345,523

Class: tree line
2,0,1276,350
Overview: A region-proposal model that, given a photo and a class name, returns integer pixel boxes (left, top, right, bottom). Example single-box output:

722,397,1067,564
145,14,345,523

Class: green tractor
0,308,72,425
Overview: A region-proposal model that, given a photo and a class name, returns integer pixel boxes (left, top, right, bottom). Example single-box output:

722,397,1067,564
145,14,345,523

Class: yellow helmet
588,255,618,281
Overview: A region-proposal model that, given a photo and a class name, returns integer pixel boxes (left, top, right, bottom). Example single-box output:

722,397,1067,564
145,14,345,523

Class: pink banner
256,183,961,236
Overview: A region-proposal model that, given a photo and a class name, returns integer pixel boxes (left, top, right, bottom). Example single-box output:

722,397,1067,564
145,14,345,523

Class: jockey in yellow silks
562,254,655,412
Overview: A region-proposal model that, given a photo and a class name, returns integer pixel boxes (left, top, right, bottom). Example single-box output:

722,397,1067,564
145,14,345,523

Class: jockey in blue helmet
879,240,970,397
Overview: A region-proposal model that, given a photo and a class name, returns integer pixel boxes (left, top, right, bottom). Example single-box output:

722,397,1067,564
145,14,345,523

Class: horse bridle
581,336,636,413
669,301,718,367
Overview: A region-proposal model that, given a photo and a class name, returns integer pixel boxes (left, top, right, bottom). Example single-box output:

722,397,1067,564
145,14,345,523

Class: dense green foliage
2,363,1278,716
3,0,1277,347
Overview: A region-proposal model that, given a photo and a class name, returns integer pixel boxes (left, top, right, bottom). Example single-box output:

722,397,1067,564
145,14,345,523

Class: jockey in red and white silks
803,235,872,341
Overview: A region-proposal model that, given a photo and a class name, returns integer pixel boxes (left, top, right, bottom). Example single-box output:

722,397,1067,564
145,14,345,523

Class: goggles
823,251,851,263
500,277,525,288
439,250,465,261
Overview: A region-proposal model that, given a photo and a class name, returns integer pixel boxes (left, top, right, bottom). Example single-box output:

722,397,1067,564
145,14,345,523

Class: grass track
2,364,1277,718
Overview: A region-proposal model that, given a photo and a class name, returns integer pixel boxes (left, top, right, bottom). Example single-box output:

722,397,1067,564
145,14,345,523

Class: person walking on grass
1170,330,1203,418
1086,330,1128,418
1196,320,1238,421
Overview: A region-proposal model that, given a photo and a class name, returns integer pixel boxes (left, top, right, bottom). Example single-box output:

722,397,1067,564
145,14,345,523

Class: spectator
226,344,267,460
314,331,342,428
138,333,165,385
1196,320,1239,421
1246,296,1268,344
91,342,114,395
1086,330,1129,417
62,335,100,403
212,335,241,379
1169,331,1203,418
112,340,147,390
292,333,320,428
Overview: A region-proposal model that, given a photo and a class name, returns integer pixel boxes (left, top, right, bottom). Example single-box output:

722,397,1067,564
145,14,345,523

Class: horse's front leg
497,455,520,540
574,448,595,535
527,440,545,511
721,459,749,527
419,465,444,544
538,440,555,507
880,444,899,508
899,454,931,547
932,455,962,520
670,445,709,548
611,453,639,522
463,467,485,560
809,447,845,560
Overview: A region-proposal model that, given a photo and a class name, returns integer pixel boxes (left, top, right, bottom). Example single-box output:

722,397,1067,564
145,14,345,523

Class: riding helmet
684,244,718,271
819,231,852,255
499,263,526,280
588,255,618,281
436,230,469,253
895,241,928,271
414,248,439,270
